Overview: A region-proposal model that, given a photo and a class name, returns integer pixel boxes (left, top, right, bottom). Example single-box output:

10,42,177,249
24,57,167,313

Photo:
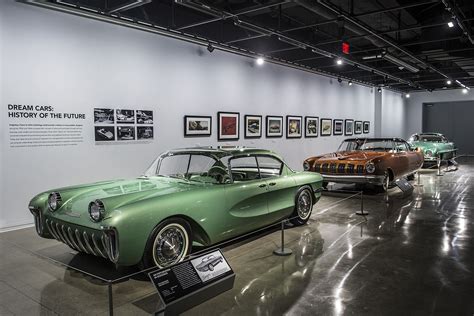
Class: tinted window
230,156,260,182
257,156,282,178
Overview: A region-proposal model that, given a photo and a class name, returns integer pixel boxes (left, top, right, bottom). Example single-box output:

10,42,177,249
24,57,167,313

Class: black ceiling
43,0,474,92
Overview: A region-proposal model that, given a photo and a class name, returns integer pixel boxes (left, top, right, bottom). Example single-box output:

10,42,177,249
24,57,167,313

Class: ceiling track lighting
405,93,410,98
447,21,454,28
336,58,343,65
207,42,214,53
348,81,353,86
277,36,307,50
446,80,452,85
382,53,419,73
256,57,264,66
377,87,382,93
337,77,342,83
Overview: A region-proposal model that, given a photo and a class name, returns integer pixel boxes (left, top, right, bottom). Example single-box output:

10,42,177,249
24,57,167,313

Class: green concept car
408,133,456,165
29,147,323,268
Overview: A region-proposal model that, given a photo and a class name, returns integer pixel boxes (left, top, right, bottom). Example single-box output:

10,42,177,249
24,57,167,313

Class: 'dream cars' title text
7,104,86,119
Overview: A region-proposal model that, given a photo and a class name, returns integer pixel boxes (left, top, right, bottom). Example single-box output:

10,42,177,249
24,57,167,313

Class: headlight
303,161,310,171
89,200,105,222
48,192,62,212
365,162,376,173
425,150,433,157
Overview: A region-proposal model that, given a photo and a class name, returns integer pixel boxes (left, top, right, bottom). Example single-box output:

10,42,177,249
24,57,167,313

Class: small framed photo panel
218,112,240,141
363,121,370,134
354,121,363,134
266,116,283,138
94,108,114,124
94,126,115,141
136,110,154,124
345,119,354,136
305,116,319,138
320,118,332,136
244,115,262,138
116,109,135,124
333,119,343,135
184,115,212,137
117,126,135,140
286,115,302,138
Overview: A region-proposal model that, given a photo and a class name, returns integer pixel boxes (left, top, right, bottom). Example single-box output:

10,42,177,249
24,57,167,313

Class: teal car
408,133,456,165
29,147,323,268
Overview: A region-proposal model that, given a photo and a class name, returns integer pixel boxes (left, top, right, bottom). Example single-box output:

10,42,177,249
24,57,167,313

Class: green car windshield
410,135,445,143
143,153,230,184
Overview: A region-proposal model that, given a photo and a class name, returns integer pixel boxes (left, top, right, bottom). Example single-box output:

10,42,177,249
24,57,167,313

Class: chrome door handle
269,182,277,186
258,184,267,188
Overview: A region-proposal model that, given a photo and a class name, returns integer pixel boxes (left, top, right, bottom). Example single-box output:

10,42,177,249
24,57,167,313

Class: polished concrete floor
0,158,473,315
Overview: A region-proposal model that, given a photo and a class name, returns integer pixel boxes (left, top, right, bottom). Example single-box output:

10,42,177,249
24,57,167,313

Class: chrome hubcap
297,190,313,220
153,224,188,267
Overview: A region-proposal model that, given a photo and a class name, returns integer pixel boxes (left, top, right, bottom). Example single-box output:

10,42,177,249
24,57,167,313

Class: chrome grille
357,165,364,174
45,218,110,260
347,164,355,174
337,164,346,173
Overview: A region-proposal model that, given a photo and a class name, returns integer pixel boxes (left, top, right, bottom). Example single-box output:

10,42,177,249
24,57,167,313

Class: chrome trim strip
67,227,81,250
321,174,385,185
101,234,111,260
92,233,107,258
61,224,77,250
53,222,65,243
81,231,97,256
74,229,89,254
46,220,59,240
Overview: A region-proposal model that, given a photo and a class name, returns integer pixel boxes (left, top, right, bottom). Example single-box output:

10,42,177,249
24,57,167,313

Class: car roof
343,137,407,142
413,132,443,136
165,147,284,160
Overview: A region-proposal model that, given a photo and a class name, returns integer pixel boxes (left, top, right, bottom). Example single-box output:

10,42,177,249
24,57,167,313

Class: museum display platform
0,158,473,315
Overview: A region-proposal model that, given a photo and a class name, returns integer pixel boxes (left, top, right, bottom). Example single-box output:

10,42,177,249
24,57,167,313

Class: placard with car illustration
184,115,212,137
320,118,332,136
266,115,283,138
305,116,318,137
287,116,302,138
190,250,232,283
333,119,343,135
244,115,262,138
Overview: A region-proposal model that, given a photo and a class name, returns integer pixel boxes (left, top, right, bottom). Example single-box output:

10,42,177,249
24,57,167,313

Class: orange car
304,138,424,191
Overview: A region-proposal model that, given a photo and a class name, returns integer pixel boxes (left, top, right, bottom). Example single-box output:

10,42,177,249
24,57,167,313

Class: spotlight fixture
337,77,342,83
336,58,343,65
348,81,353,86
462,88,468,94
256,57,265,66
405,93,410,98
446,80,452,85
377,87,382,93
207,43,214,53
447,21,454,28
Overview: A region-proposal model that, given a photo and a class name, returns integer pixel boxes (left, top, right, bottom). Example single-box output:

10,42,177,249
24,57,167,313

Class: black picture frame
218,111,240,141
345,119,354,136
363,121,370,134
320,118,332,136
266,115,283,138
354,121,363,134
333,119,343,135
244,115,262,138
305,116,319,138
184,115,212,137
286,115,303,138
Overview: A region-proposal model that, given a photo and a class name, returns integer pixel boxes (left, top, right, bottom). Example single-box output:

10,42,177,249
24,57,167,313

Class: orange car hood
313,151,387,163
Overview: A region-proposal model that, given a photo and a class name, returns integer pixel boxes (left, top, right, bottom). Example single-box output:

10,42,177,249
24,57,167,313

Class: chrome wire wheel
297,189,313,220
152,223,189,268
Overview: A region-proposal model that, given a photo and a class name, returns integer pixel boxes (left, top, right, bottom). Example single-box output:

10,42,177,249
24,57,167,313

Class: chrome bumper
322,174,385,185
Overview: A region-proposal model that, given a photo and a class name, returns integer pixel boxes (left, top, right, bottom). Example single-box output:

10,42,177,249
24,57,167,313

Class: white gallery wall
380,89,406,138
404,89,474,139
1,1,393,230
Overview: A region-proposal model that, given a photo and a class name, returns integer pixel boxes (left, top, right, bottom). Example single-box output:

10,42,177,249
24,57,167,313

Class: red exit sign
342,42,350,54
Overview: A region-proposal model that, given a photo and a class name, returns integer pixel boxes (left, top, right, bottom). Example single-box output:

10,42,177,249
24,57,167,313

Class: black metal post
108,282,113,316
356,191,369,216
273,220,292,256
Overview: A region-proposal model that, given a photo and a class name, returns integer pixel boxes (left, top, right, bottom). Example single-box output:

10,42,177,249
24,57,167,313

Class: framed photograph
94,126,115,141
184,115,212,137
116,109,135,124
333,119,343,135
136,110,154,124
354,121,363,134
94,108,114,124
137,126,154,140
363,121,370,134
286,116,302,138
266,116,283,138
345,119,354,136
305,116,319,137
117,126,135,140
244,115,262,138
218,112,239,141
320,118,332,136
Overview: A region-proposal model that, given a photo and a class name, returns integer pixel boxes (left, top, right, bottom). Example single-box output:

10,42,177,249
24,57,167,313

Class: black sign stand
149,249,235,316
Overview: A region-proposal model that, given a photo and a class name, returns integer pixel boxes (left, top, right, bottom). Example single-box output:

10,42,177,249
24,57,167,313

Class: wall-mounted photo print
266,116,283,138
354,121,363,134
333,119,343,135
137,126,154,140
94,108,114,124
117,126,135,140
94,126,115,141
184,116,212,137
218,112,239,141
305,116,318,138
320,118,332,136
116,109,135,124
136,110,154,124
287,116,302,138
363,121,370,134
345,119,354,136
244,115,262,138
